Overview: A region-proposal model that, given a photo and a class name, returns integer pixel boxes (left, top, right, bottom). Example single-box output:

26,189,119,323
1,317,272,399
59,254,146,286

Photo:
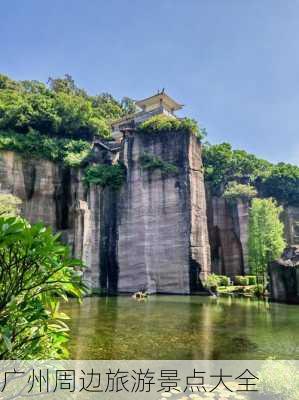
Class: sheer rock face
0,131,211,293
206,194,249,277
206,197,299,278
282,206,299,246
0,151,62,227
269,246,299,304
117,131,210,293
2,146,299,293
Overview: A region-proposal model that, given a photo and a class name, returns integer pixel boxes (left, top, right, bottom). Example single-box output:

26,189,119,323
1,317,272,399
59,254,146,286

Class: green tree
223,181,257,201
248,198,285,286
0,216,86,359
121,96,137,115
260,162,299,206
0,73,125,140
203,142,272,194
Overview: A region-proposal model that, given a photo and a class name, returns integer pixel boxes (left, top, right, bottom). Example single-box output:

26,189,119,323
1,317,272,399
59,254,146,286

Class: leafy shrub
253,284,264,297
247,275,257,285
223,181,257,201
0,130,92,167
248,198,285,278
217,275,230,287
83,163,126,190
205,274,220,289
137,115,204,139
0,216,85,359
139,152,178,175
205,274,231,288
203,142,272,195
234,276,249,286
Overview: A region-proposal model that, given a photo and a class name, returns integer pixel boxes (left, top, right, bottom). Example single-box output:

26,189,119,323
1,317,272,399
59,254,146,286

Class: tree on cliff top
203,142,299,206
0,73,129,140
248,198,285,285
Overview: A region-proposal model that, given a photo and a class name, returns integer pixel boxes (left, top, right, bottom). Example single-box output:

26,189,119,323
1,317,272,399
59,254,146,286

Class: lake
62,295,299,359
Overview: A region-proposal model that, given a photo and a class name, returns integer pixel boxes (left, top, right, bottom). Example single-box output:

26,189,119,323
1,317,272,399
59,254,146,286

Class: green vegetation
247,275,257,285
0,130,92,167
217,284,263,296
203,142,299,206
139,152,178,175
234,275,249,286
0,73,128,140
248,198,286,283
0,73,136,167
261,162,299,206
0,194,22,216
217,275,230,286
223,181,257,201
205,274,230,289
205,273,221,290
206,274,263,297
137,114,204,139
83,163,126,190
0,216,85,359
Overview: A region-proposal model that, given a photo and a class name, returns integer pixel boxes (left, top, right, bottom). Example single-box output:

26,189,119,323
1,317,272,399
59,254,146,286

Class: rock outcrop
269,246,299,304
206,194,249,277
0,130,211,294
1,134,298,294
117,131,210,293
282,206,299,246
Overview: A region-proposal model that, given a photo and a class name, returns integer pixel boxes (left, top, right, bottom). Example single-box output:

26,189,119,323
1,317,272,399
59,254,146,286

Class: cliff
269,246,299,304
0,130,211,294
1,133,298,293
117,131,210,293
207,194,249,277
206,194,299,278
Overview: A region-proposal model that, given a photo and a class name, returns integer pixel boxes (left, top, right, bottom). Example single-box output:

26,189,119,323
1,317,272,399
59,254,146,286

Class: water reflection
62,296,299,360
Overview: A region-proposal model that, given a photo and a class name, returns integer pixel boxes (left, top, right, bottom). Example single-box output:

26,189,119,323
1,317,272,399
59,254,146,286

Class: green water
62,295,299,359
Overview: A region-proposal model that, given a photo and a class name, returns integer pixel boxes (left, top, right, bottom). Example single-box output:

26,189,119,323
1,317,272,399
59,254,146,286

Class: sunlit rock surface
117,131,210,293
0,130,211,294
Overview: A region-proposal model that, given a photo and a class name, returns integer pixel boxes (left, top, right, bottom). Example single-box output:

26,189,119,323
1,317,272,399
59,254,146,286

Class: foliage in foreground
137,115,205,139
0,216,86,359
83,163,126,190
248,198,285,279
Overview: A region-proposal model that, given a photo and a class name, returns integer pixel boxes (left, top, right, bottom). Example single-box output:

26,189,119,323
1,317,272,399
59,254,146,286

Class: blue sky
1,0,298,164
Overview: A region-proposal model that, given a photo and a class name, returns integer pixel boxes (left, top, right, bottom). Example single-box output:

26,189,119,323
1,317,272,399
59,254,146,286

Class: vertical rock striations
1,140,299,293
206,194,249,277
117,131,210,293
